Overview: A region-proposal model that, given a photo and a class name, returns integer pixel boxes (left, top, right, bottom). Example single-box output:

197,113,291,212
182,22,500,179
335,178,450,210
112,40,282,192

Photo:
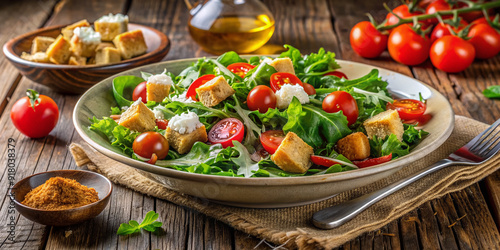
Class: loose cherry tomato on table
132,81,147,102
353,154,392,168
467,23,500,59
430,35,475,73
132,131,169,160
388,24,431,66
350,21,388,58
386,99,427,121
186,74,216,101
322,91,359,126
323,71,348,79
247,85,277,113
260,130,286,154
11,89,59,138
227,62,255,78
430,19,468,43
269,72,303,92
155,119,168,130
208,118,245,148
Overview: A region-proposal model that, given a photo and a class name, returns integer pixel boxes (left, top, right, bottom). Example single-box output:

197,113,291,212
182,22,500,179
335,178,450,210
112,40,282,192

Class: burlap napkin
69,115,500,249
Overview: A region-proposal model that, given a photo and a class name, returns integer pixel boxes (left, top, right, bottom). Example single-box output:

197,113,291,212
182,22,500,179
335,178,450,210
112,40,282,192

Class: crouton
118,99,156,132
31,36,55,53
61,19,90,40
166,126,208,154
46,35,72,64
268,57,295,74
146,74,172,102
95,42,115,51
113,29,147,59
270,132,314,174
21,52,50,63
95,47,121,65
336,132,370,161
364,109,404,141
70,27,101,57
94,13,129,41
195,76,235,107
68,56,87,66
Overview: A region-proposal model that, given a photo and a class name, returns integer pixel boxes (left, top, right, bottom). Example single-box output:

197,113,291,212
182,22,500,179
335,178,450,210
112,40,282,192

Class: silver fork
313,118,500,229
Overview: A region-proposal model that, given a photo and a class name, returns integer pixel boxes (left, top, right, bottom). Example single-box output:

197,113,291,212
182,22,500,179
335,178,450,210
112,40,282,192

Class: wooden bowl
10,170,113,226
2,23,170,94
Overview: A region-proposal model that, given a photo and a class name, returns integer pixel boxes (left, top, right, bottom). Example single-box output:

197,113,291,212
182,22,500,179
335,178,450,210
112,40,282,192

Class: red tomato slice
155,119,168,130
386,99,426,121
208,118,245,148
324,71,348,79
260,130,285,154
270,72,303,92
353,154,392,168
227,62,255,78
310,155,357,168
186,74,216,101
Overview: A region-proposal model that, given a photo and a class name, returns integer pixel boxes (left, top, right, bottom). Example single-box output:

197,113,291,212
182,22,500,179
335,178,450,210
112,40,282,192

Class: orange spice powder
22,177,99,210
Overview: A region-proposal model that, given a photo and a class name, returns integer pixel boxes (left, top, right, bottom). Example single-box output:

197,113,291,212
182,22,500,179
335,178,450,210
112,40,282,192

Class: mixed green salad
89,45,428,177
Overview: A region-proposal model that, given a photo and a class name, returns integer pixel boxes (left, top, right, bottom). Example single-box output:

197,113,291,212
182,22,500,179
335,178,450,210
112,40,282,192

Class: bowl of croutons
3,14,170,94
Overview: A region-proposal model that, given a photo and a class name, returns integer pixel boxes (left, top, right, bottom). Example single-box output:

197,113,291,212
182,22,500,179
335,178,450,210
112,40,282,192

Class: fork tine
475,129,500,155
469,118,500,151
483,137,500,159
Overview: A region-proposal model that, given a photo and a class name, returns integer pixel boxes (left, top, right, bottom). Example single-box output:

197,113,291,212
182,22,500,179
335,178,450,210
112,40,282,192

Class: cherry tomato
227,62,255,78
353,154,392,168
208,118,244,148
471,16,496,27
322,91,359,126
350,21,388,58
260,130,285,154
388,24,431,66
425,0,452,24
430,35,475,73
457,1,489,23
385,5,429,31
155,119,168,130
247,85,277,113
132,132,169,160
386,99,427,121
132,81,147,103
467,23,500,59
323,71,348,79
11,89,59,138
186,74,216,101
269,72,303,92
302,82,316,95
430,19,468,43
403,114,433,126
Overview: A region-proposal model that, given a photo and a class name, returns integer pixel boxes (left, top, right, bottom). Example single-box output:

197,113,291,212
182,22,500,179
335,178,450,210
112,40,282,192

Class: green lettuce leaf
216,51,247,67
112,76,145,107
483,85,500,99
89,117,139,156
231,141,259,178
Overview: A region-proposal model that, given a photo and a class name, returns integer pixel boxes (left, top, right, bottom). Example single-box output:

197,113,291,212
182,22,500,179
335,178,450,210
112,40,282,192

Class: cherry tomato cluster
350,0,500,73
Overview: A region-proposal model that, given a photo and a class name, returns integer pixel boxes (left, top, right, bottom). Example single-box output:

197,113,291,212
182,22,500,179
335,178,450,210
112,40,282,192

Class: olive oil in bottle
188,14,275,54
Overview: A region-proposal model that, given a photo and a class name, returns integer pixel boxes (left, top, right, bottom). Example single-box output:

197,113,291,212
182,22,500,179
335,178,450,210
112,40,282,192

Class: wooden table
1,0,499,249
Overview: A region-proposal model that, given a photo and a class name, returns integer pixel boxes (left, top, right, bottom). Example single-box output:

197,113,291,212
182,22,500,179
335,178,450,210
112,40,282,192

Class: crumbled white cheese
261,57,273,65
128,98,143,110
275,84,310,109
147,74,173,86
121,106,129,112
168,111,203,134
171,91,195,103
96,13,129,23
73,27,101,44
152,107,165,120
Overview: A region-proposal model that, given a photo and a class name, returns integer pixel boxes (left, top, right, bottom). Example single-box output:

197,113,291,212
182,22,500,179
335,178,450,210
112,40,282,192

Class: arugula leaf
117,211,162,235
283,98,351,148
249,107,288,129
225,96,262,148
369,134,409,158
242,62,277,91
165,101,231,130
177,59,216,88
112,76,145,107
483,85,500,99
216,51,247,67
231,141,259,178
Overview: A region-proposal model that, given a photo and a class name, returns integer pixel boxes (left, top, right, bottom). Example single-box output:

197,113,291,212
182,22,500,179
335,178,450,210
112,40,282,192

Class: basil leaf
112,75,145,107
483,85,500,99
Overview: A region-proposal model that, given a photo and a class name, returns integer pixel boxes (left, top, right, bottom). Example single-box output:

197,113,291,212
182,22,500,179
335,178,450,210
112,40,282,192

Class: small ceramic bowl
10,170,112,226
2,23,170,94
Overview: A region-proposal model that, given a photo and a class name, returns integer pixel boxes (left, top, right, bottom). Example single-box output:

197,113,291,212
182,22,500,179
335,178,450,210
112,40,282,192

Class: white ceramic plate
73,58,454,208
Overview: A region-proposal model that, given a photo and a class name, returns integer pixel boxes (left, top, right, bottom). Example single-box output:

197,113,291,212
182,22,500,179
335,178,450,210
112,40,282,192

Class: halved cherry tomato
247,85,277,113
133,132,169,160
386,99,426,121
155,119,168,130
260,130,285,154
227,62,255,78
324,71,348,79
403,114,433,126
132,81,147,103
310,155,357,168
186,74,216,101
322,91,359,126
208,118,244,148
353,154,392,168
270,72,303,92
302,82,316,95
